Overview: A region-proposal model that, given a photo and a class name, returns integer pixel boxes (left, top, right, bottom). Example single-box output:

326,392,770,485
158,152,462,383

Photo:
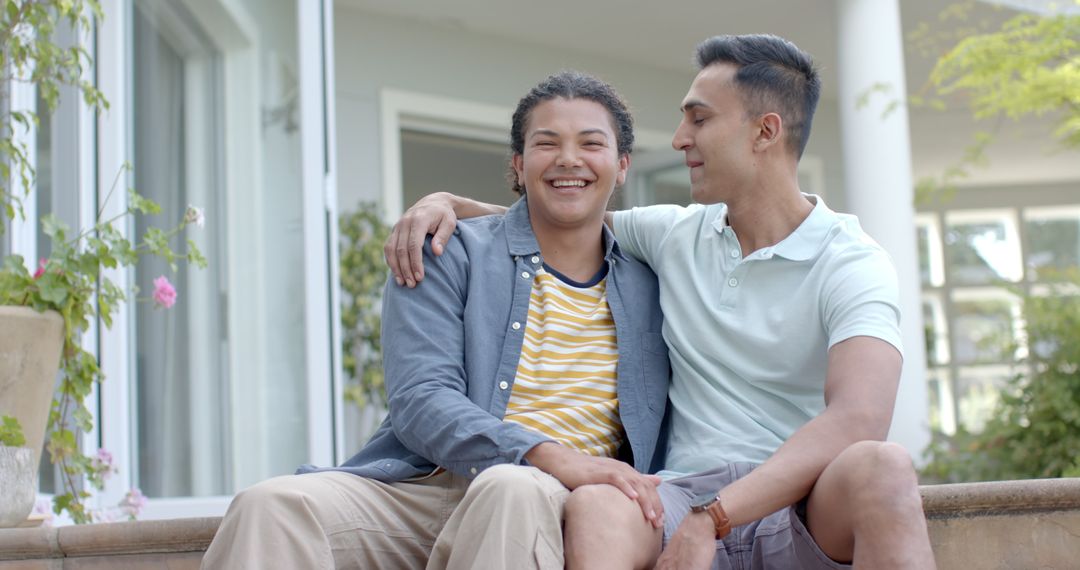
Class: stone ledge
0,518,218,561
920,477,1080,518
0,479,1078,568
0,526,58,560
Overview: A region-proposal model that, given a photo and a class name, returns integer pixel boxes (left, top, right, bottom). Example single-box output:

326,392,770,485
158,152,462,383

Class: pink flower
119,488,147,518
91,448,117,480
96,448,113,466
184,205,205,228
32,258,46,280
32,499,54,527
152,276,177,309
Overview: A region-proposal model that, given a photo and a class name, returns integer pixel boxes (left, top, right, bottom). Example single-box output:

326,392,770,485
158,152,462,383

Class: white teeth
551,180,587,188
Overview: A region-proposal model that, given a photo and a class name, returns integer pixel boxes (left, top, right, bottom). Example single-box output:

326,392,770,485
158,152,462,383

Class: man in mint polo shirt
385,34,936,569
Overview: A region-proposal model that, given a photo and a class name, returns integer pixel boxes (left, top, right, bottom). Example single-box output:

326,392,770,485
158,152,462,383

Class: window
401,130,515,211
127,0,326,503
917,197,1079,435
131,0,232,498
1024,206,1080,279
0,0,342,520
944,209,1023,285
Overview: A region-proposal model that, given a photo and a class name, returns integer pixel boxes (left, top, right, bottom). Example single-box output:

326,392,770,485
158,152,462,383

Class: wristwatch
689,491,732,539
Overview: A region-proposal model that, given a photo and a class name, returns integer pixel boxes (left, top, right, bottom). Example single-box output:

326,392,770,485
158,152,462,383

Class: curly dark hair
695,34,821,158
507,71,634,194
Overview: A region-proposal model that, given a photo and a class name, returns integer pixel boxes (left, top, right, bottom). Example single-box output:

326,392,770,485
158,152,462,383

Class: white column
836,0,930,462
299,0,336,468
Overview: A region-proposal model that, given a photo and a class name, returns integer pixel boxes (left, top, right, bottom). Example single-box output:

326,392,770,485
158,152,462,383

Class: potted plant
0,0,206,524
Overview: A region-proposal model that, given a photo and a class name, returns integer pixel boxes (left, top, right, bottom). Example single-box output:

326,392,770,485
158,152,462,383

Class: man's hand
385,192,460,288
653,513,717,570
526,442,664,528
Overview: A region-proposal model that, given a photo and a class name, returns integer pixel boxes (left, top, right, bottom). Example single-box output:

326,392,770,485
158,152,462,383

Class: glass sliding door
131,0,230,498
128,0,328,505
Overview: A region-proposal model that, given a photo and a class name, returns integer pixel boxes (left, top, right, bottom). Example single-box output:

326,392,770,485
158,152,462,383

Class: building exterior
3,0,1077,520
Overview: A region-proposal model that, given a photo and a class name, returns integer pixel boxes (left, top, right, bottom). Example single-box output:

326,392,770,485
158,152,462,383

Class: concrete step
1,478,1078,569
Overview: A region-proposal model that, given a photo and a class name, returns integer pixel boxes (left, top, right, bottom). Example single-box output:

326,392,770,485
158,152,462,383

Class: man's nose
672,122,691,150
556,145,583,167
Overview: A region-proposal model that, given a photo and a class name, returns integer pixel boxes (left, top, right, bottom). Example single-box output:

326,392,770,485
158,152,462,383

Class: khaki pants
201,464,569,570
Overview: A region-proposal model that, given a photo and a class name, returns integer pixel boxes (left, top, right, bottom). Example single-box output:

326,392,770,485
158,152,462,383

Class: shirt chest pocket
639,332,671,413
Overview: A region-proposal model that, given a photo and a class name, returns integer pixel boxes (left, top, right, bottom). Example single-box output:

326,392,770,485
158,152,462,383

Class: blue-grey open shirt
298,198,670,482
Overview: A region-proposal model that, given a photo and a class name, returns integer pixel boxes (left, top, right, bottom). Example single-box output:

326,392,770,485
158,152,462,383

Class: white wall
333,7,695,213
909,107,1080,188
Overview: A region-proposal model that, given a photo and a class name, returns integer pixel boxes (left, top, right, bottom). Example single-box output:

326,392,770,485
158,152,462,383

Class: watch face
689,491,718,510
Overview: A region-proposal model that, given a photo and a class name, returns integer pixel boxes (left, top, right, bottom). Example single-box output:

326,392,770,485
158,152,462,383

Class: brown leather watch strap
705,500,732,539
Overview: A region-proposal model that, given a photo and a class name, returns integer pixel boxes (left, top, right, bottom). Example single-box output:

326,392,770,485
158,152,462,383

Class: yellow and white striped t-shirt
504,265,623,457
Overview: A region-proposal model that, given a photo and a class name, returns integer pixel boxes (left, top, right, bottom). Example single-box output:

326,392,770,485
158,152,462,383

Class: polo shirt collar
772,194,834,261
504,196,627,261
710,194,834,261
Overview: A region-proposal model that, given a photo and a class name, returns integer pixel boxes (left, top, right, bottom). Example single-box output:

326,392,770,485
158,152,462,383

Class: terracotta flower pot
0,306,64,527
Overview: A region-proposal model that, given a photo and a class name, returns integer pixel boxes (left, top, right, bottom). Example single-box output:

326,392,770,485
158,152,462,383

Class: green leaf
37,278,68,305
0,415,26,447
127,189,161,215
72,406,93,433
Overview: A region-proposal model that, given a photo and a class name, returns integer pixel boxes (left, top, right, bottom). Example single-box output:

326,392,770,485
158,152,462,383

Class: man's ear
755,112,783,152
616,153,631,187
511,154,525,187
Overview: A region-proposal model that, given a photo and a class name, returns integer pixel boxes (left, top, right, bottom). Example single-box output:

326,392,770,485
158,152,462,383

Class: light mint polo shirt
613,195,903,476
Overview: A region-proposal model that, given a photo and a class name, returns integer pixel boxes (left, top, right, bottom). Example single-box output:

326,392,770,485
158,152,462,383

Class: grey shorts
658,462,850,570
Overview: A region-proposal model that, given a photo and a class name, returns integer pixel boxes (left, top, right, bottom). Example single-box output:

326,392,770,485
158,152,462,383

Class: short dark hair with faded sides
696,34,821,158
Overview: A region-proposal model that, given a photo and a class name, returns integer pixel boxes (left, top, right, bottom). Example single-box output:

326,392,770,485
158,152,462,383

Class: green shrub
339,203,390,410
923,270,1080,482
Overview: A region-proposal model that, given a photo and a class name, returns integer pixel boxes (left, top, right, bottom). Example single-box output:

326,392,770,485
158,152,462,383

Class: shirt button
511,321,521,330
730,249,739,258
514,256,520,261
728,277,739,287
521,271,530,279
499,381,509,390
531,255,540,264
470,467,478,475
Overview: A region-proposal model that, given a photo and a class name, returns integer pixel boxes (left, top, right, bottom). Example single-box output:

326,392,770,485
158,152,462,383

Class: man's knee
835,441,916,482
565,484,661,570
829,441,921,508
227,475,321,519
565,483,636,521
468,464,564,502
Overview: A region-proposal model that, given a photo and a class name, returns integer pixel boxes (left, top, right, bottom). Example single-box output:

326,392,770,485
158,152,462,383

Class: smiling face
513,97,629,234
672,63,758,205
